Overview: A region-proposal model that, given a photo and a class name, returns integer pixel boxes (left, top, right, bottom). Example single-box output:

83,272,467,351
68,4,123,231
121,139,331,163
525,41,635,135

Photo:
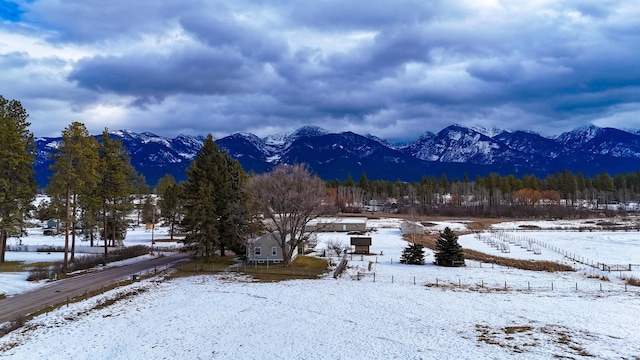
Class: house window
271,247,277,256
254,247,261,256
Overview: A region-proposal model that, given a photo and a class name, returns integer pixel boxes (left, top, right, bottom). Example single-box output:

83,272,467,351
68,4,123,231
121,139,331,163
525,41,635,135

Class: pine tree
0,96,36,263
157,174,182,241
181,135,244,259
434,227,465,267
399,242,425,265
97,130,136,258
218,152,249,255
48,122,100,268
141,194,157,225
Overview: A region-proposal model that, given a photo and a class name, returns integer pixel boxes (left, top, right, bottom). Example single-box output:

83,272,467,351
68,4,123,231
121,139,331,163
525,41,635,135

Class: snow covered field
1,218,639,359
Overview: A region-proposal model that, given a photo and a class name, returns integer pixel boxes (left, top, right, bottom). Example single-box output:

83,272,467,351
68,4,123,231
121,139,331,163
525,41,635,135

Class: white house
246,233,297,264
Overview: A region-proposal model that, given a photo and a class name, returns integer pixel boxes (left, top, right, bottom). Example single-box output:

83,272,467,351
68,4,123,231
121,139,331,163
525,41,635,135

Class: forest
326,169,640,218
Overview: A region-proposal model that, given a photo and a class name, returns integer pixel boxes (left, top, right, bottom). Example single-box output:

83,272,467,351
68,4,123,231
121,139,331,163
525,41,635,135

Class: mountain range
33,124,640,188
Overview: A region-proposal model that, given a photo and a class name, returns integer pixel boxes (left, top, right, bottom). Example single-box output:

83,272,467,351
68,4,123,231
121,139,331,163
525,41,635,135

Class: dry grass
586,274,610,281
236,256,329,282
166,256,238,279
0,261,25,272
414,234,575,272
504,326,532,334
167,255,329,282
621,274,640,287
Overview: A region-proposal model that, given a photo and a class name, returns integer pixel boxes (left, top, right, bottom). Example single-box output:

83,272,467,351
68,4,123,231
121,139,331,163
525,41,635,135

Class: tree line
327,168,640,218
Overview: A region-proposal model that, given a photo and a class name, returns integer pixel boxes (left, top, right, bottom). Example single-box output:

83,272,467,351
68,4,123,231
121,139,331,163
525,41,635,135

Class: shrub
399,243,425,265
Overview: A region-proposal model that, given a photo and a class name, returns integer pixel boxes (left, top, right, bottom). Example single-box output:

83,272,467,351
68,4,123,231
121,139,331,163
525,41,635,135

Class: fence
484,231,619,271
349,273,639,293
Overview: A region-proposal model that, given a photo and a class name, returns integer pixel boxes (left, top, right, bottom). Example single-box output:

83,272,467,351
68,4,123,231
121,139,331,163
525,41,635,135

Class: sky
1,0,639,142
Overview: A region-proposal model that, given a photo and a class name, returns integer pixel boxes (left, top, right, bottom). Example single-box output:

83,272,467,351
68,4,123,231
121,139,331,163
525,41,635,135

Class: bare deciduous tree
247,164,330,267
326,238,346,257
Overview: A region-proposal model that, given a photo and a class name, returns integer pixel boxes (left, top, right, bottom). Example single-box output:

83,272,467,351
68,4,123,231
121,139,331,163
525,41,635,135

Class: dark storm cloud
3,0,640,139
180,12,288,63
68,47,265,106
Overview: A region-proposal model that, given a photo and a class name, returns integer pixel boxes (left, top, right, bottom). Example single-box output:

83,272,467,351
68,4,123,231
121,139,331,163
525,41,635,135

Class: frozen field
1,217,639,359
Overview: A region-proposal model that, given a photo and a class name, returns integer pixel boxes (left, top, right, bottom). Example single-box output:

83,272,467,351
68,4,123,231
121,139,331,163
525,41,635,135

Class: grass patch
621,274,640,287
504,326,532,334
586,274,610,281
238,256,329,282
167,256,238,279
0,261,26,272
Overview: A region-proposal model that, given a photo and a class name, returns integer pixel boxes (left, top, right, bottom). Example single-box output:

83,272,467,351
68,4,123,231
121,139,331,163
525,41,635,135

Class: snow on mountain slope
33,124,640,187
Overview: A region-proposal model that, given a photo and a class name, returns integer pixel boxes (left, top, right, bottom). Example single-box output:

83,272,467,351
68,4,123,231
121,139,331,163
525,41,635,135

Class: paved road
0,252,190,325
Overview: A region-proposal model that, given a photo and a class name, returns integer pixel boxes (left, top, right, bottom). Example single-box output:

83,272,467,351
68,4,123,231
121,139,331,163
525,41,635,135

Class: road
0,252,190,326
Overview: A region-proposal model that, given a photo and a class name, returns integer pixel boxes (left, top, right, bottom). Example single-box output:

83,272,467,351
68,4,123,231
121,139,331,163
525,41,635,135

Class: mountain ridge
33,125,640,187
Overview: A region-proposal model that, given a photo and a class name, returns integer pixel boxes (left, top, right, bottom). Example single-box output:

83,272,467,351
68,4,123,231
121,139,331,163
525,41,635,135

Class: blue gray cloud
0,0,639,141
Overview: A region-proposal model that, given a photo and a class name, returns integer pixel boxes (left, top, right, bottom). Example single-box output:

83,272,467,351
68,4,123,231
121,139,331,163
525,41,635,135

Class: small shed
350,236,372,254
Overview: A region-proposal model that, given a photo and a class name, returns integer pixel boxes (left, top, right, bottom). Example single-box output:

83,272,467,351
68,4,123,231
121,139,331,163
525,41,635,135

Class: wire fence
480,231,639,273
348,271,639,293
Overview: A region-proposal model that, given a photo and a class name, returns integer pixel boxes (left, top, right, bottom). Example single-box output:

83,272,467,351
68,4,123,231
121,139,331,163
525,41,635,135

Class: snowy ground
1,218,639,359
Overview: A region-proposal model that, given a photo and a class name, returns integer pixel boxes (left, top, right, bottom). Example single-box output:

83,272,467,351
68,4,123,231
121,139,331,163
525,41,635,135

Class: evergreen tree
181,135,244,259
97,130,136,258
399,242,425,265
157,174,182,241
357,171,370,194
48,121,100,268
343,173,355,187
141,194,157,225
219,152,249,255
0,96,36,263
434,227,465,267
132,173,149,226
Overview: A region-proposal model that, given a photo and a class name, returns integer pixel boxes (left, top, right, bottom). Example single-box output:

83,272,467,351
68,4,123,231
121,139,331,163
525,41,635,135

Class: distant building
305,217,367,233
43,219,58,236
400,221,425,236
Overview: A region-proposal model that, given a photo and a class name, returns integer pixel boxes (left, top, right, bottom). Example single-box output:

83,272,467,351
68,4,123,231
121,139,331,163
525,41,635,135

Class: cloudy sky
1,0,639,141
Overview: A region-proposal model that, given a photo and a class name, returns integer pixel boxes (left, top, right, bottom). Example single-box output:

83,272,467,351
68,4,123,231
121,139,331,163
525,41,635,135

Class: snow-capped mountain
33,125,640,187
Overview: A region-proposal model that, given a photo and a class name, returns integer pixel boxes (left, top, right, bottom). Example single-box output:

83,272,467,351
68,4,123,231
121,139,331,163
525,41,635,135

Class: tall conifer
0,96,36,263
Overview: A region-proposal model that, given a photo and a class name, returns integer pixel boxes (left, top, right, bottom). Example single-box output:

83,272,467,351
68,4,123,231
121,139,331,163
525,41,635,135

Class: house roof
350,237,372,246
